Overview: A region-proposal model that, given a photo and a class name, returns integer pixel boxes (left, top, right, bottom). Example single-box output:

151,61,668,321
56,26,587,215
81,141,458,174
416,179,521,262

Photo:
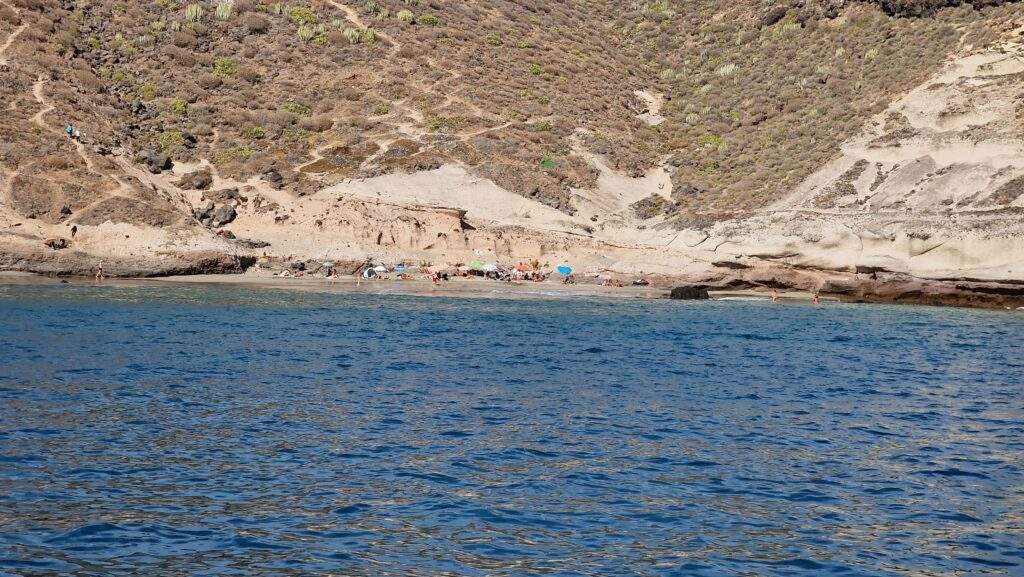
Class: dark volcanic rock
868,0,1017,16
670,286,710,300
761,5,789,27
263,169,284,189
136,148,173,174
176,168,213,190
193,200,215,222
211,205,236,226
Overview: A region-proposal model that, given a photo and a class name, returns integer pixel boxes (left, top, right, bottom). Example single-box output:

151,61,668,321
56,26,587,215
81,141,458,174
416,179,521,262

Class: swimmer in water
771,289,779,302
813,292,820,305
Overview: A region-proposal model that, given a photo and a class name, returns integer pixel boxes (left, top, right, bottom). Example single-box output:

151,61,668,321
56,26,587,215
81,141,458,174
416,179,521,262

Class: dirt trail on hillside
32,78,119,192
300,1,506,179
0,23,26,66
325,0,401,58
0,0,26,66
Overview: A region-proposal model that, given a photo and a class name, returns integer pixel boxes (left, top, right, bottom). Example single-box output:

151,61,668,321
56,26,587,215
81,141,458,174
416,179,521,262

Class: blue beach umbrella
557,265,573,276
395,263,408,274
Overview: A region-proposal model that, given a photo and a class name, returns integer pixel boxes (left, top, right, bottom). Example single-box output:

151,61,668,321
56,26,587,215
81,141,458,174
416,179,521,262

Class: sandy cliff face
710,39,1024,283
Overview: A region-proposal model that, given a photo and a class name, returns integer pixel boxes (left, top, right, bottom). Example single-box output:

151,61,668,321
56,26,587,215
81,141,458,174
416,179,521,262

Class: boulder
136,148,173,174
193,200,215,222
43,237,70,250
263,168,283,189
176,168,213,190
760,6,789,27
204,188,243,203
211,205,236,227
670,286,710,300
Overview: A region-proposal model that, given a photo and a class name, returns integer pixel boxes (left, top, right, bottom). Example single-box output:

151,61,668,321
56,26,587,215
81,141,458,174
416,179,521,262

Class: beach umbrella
395,263,408,273
482,263,498,272
515,263,532,272
557,265,573,276
373,265,387,273
598,271,613,280
470,260,484,271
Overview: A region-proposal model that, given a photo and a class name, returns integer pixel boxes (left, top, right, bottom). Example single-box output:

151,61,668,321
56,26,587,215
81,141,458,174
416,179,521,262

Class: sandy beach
0,270,851,304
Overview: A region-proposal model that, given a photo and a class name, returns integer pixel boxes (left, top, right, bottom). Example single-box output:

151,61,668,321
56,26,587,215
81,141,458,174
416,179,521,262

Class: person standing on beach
771,288,779,302
813,293,820,305
95,261,104,281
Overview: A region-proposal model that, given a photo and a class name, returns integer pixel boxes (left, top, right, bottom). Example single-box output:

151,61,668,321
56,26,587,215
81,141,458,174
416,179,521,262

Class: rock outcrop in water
670,286,711,300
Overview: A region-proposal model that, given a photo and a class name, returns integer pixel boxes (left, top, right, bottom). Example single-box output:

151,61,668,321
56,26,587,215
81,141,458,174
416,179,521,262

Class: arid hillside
1,0,1024,305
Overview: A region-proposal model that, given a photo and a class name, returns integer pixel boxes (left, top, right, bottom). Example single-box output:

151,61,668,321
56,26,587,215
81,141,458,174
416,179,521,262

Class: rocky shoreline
681,267,1024,309
2,246,1022,310
0,245,254,278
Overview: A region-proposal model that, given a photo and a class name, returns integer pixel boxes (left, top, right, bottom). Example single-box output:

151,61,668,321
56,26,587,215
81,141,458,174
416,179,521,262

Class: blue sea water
0,282,1022,577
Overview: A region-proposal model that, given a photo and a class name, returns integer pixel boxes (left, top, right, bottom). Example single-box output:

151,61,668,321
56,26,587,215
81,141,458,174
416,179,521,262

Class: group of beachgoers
262,257,585,285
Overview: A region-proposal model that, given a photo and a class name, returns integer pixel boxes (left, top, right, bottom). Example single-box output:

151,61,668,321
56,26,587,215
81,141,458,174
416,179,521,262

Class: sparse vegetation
158,130,184,151
342,27,360,43
242,126,266,140
215,0,233,20
288,6,317,26
4,0,1013,223
213,57,236,77
184,3,203,22
283,101,312,115
169,98,188,115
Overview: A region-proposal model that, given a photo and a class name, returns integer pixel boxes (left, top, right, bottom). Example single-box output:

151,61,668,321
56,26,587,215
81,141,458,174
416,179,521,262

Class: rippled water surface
0,282,1022,576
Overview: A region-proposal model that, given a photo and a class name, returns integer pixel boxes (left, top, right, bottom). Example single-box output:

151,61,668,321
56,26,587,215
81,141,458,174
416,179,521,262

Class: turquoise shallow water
0,282,1022,576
